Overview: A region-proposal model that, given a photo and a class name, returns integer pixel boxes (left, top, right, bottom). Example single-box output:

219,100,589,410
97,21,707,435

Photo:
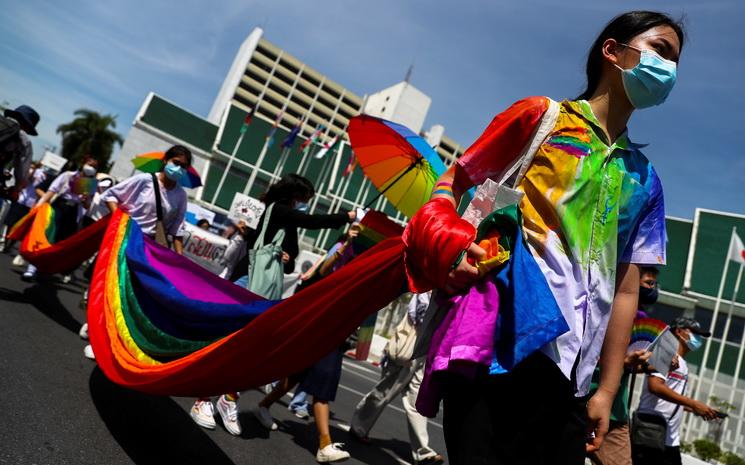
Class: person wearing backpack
402,11,684,465
0,105,39,201
632,318,719,465
190,173,355,442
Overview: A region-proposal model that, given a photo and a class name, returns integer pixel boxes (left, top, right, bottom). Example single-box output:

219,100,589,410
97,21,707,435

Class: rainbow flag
82,209,406,396
629,317,669,352
352,210,404,256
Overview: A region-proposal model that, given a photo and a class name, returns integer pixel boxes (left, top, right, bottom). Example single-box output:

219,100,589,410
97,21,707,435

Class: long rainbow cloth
88,209,406,397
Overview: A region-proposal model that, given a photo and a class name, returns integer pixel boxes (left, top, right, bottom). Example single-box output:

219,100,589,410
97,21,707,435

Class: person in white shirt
634,317,720,465
101,146,189,254
80,145,192,360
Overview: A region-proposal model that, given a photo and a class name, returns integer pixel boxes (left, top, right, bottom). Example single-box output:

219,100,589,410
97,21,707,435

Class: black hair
163,145,192,167
196,219,210,227
260,173,315,206
578,11,686,100
640,266,659,277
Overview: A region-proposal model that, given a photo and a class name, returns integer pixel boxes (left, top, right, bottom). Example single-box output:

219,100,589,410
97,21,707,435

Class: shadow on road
89,368,236,465
22,281,83,334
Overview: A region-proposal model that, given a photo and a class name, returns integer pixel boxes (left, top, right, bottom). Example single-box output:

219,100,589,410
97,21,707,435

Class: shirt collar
565,100,646,151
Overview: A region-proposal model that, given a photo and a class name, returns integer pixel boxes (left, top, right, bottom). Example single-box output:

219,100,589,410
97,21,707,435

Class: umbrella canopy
347,115,447,218
131,152,202,188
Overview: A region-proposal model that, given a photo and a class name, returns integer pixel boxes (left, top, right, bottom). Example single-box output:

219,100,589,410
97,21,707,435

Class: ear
601,38,623,67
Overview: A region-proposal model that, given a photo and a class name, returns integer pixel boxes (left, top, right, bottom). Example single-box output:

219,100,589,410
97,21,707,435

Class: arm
586,262,640,452
647,377,718,420
402,97,548,293
173,237,184,255
277,204,352,230
37,190,55,206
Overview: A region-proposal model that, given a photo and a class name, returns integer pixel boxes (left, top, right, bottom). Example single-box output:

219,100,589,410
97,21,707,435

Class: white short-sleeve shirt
101,173,186,237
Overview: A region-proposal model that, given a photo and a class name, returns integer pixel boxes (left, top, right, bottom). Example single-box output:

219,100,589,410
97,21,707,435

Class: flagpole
686,227,736,439
244,135,271,196
728,262,745,445
210,127,247,205
327,140,345,193
704,260,744,415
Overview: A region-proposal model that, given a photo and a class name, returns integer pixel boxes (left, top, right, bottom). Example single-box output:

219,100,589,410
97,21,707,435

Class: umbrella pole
364,160,421,209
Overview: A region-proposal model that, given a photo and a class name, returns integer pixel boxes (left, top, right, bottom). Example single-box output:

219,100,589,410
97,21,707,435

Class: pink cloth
416,278,500,417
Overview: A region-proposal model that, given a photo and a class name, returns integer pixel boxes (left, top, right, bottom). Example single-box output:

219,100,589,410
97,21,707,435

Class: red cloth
456,96,548,186
402,197,476,292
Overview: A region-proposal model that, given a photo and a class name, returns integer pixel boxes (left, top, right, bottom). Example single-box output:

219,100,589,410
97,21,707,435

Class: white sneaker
294,409,310,419
12,255,25,266
190,400,216,430
21,270,36,282
216,395,242,436
251,405,278,431
62,274,72,284
83,344,95,360
316,443,350,462
79,323,89,340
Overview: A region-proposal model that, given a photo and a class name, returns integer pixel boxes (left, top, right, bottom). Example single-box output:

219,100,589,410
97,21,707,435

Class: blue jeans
289,390,309,414
234,275,249,287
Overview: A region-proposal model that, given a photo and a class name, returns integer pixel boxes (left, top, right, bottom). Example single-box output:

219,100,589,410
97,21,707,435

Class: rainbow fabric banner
7,204,109,273
87,209,406,397
629,317,669,352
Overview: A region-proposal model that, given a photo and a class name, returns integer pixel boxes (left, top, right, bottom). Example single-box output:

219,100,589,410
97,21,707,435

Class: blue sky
2,0,743,219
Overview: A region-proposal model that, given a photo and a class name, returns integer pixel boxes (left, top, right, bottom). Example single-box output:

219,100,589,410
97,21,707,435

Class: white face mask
82,164,97,177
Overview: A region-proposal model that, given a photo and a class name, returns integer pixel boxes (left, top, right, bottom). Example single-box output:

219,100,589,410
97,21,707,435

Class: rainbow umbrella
347,115,447,218
131,152,203,188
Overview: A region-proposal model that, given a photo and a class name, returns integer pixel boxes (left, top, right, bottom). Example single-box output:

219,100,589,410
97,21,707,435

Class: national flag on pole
265,111,284,148
314,134,340,159
728,230,745,264
342,150,357,177
239,107,255,134
299,125,325,156
281,125,301,149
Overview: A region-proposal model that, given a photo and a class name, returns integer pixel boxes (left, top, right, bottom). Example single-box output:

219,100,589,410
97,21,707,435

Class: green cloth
589,367,630,422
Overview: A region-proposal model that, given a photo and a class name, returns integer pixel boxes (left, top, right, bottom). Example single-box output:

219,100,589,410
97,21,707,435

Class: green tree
57,109,123,171
693,439,722,462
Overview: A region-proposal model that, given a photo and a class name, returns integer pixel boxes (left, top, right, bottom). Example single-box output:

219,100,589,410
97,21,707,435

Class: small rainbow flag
629,317,669,352
72,176,98,196
352,210,404,256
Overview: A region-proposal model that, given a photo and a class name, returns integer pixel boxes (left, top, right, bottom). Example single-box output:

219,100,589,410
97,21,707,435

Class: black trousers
441,353,588,465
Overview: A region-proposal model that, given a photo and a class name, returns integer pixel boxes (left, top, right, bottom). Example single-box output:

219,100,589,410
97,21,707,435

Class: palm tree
57,109,123,171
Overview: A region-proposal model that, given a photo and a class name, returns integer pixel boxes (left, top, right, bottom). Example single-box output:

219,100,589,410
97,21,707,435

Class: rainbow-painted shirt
457,97,666,396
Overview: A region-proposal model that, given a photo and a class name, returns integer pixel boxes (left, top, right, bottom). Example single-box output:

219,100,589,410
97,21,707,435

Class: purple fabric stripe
143,236,262,304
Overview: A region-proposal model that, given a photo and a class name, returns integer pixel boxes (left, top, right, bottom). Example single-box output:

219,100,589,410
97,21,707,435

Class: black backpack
0,116,20,146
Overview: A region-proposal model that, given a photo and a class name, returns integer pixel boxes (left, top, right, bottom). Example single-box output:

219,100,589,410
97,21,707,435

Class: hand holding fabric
402,197,477,293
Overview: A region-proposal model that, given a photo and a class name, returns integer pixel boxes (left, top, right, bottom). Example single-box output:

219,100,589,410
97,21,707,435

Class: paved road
0,249,447,465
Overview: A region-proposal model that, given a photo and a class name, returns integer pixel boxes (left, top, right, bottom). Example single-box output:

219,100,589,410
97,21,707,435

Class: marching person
402,11,683,464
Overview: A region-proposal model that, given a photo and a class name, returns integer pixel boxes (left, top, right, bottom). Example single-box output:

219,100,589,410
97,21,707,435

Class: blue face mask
616,45,677,109
164,161,185,181
686,333,703,352
294,201,309,213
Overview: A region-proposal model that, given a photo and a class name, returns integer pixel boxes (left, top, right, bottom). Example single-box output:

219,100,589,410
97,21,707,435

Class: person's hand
443,242,485,294
236,221,248,235
688,400,718,421
347,210,356,222
347,225,360,242
281,251,290,264
585,388,613,453
624,349,652,371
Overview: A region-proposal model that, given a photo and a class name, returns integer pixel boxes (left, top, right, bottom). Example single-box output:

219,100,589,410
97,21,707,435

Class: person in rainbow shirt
402,10,684,465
